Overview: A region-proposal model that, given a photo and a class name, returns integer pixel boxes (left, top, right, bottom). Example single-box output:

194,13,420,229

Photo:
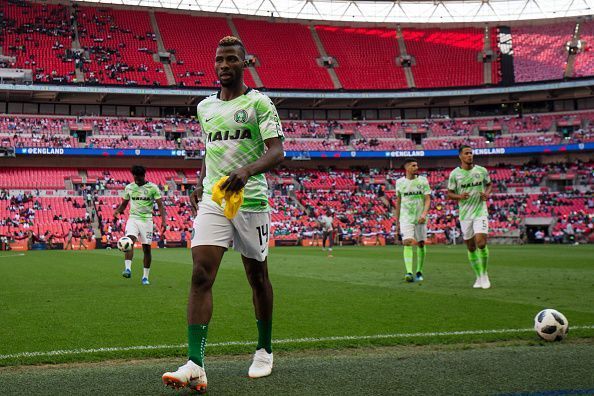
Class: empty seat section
0,168,76,189
156,13,254,87
574,20,594,77
316,26,407,90
512,22,573,82
403,27,484,88
234,19,333,90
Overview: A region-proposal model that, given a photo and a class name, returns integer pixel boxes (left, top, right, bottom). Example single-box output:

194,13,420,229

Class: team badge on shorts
234,110,248,123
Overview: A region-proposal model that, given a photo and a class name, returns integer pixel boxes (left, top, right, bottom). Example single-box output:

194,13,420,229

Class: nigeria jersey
123,182,162,221
319,215,333,231
396,176,431,224
447,165,491,221
197,88,284,212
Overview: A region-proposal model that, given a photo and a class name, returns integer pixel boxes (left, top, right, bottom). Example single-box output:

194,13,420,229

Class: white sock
143,268,150,279
124,260,132,271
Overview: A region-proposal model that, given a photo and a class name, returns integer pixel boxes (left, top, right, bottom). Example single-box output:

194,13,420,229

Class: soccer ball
117,236,133,252
534,309,569,341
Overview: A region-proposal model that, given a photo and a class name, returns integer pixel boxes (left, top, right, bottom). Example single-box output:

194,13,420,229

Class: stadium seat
234,19,334,90
512,22,573,82
402,27,484,88
315,25,408,90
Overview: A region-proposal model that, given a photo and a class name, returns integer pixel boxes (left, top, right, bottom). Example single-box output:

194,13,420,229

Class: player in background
64,230,73,250
395,158,431,282
162,36,284,393
447,146,492,289
113,165,167,285
319,209,334,257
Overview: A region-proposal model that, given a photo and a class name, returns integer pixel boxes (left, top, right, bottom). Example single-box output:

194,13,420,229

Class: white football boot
473,276,483,289
162,360,207,393
248,348,273,378
480,273,491,289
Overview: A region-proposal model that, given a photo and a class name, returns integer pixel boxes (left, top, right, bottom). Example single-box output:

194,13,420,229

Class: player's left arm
222,96,285,192
152,185,167,232
418,179,431,224
155,197,167,232
480,168,493,201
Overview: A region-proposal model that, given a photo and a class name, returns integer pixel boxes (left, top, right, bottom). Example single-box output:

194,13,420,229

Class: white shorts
400,223,427,242
460,216,489,240
191,201,270,262
125,218,153,245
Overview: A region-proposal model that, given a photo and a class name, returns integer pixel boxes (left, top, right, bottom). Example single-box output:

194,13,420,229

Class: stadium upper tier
2,1,594,90
1,111,593,151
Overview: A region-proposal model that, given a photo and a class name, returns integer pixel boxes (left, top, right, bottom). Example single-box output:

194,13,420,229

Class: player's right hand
190,186,203,215
460,192,470,200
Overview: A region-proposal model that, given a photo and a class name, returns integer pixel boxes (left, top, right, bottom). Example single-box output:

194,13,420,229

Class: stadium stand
512,22,573,82
1,134,77,148
315,25,408,90
182,138,205,151
402,27,485,88
5,2,594,90
283,139,350,151
352,138,417,151
0,116,68,135
574,20,594,78
155,12,255,87
422,136,487,150
2,111,594,151
94,195,192,244
0,1,74,83
353,122,399,139
0,168,76,189
86,136,176,149
0,162,591,248
490,28,501,84
85,168,177,189
234,19,334,90
0,194,93,246
77,6,168,86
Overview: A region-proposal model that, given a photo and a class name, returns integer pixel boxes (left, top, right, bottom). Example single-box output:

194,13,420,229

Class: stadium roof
74,0,594,24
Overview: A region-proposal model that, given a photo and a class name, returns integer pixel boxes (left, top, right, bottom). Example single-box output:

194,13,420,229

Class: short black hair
131,165,146,177
459,145,472,153
218,36,246,59
403,157,417,168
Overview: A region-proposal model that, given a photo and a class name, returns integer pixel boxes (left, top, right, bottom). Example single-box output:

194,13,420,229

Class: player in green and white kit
395,158,431,282
447,146,493,289
162,36,285,393
113,165,167,285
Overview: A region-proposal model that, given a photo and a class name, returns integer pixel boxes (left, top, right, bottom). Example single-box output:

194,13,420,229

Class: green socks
189,320,272,365
403,246,413,274
478,246,489,274
256,320,273,353
468,250,481,277
188,324,208,367
416,245,426,273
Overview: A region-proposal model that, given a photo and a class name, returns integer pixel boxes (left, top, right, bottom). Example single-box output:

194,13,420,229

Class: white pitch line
0,253,25,259
1,325,593,361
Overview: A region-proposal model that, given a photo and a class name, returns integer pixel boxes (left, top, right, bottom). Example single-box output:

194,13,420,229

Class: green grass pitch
0,245,593,394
